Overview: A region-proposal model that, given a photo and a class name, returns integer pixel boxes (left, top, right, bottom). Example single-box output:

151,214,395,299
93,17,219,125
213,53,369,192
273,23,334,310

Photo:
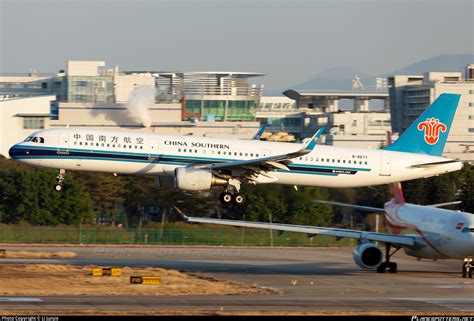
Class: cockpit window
27,136,45,143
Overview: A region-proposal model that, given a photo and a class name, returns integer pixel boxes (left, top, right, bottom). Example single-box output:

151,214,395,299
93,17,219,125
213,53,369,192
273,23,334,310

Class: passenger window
256,154,259,157
79,142,83,145
218,151,221,155
140,146,143,149
74,141,77,145
250,153,253,157
178,149,181,152
245,153,248,156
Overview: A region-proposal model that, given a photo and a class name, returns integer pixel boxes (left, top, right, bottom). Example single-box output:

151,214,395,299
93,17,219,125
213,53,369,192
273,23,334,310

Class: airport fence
0,225,352,247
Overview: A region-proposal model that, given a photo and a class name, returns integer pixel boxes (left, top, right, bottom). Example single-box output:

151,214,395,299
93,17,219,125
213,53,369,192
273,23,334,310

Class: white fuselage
384,201,474,259
9,128,463,188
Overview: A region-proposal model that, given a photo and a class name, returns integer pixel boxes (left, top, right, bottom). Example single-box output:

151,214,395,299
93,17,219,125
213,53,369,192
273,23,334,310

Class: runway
0,245,473,314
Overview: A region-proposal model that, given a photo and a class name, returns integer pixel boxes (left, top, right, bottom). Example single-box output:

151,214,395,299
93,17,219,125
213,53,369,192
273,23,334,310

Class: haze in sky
0,0,472,91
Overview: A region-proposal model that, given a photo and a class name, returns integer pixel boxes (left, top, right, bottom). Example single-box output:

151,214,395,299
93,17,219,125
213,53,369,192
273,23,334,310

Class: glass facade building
66,76,114,103
185,99,257,122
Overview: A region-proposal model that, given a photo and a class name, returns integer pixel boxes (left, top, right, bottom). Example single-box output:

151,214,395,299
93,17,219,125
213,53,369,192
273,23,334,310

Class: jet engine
352,243,383,269
174,167,227,191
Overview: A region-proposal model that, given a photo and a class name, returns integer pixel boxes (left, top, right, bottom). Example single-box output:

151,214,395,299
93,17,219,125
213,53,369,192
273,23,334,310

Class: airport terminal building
388,65,474,162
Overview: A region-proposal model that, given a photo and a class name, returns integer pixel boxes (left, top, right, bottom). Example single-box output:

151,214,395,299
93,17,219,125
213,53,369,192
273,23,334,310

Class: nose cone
8,144,20,159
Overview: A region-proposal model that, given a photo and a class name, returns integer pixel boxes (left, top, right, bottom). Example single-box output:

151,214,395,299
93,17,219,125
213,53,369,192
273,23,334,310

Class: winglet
173,205,189,221
252,125,267,140
303,128,324,152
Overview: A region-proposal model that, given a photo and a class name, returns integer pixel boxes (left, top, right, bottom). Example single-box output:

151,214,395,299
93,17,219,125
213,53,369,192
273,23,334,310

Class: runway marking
0,298,42,302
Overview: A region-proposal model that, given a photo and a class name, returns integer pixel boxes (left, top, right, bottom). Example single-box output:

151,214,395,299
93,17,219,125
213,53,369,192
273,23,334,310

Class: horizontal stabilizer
410,160,461,168
428,201,462,208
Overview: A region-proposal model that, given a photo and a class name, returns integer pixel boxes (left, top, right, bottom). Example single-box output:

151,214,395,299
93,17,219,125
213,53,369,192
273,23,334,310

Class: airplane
177,182,474,276
9,93,463,206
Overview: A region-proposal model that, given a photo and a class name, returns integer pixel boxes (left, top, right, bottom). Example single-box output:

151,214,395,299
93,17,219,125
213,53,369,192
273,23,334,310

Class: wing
193,128,325,176
180,214,424,248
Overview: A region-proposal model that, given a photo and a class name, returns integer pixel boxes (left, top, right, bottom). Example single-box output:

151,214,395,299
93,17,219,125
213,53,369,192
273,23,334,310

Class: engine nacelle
352,243,383,269
156,176,175,188
174,167,227,191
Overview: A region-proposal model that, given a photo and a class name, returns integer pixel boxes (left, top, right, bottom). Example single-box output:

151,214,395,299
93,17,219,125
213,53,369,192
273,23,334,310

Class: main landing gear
462,257,473,278
219,180,246,206
219,190,247,206
377,243,400,273
55,169,66,191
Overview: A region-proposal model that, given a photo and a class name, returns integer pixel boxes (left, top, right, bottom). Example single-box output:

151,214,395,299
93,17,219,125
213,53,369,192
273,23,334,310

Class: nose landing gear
55,169,66,191
462,257,473,278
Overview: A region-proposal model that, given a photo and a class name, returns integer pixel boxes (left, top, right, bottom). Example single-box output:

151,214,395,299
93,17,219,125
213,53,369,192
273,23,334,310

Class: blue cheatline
384,93,461,156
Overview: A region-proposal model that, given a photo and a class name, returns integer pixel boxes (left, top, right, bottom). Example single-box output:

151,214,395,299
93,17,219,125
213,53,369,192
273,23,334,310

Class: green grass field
0,224,353,247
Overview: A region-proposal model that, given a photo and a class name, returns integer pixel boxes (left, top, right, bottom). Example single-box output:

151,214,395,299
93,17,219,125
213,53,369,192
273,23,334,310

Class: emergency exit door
58,132,69,154
379,153,391,176
149,138,160,160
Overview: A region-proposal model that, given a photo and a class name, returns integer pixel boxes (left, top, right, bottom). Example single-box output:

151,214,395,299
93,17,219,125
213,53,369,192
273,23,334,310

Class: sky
0,0,472,91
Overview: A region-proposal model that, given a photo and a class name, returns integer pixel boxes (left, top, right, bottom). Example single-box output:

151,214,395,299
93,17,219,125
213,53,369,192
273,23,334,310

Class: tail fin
389,183,405,204
252,125,267,140
383,93,461,156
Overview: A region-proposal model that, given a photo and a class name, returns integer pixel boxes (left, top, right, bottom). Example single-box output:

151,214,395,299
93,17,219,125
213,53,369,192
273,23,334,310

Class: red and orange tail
389,182,406,204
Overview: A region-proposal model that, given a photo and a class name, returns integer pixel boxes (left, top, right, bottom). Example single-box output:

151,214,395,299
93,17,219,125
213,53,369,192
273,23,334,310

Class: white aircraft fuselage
9,128,462,188
384,200,473,260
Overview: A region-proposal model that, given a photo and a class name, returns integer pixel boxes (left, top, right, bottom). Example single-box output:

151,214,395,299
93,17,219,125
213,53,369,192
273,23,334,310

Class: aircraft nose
8,144,20,159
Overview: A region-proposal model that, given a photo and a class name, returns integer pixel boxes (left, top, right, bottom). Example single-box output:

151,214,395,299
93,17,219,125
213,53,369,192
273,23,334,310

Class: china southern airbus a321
9,93,463,206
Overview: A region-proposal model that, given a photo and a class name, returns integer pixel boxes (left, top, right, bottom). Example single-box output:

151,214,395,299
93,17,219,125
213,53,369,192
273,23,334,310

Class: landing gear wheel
377,243,400,274
232,193,246,206
463,258,473,278
55,169,66,192
219,191,233,205
388,262,398,273
377,262,387,274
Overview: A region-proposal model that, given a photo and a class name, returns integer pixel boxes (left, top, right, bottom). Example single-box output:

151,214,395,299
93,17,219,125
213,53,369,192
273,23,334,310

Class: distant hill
293,67,374,92
387,54,474,76
281,54,474,93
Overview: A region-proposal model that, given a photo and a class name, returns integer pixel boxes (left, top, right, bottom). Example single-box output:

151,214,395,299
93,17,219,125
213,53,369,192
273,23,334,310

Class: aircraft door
58,132,69,154
262,149,271,157
379,153,391,176
149,138,160,160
